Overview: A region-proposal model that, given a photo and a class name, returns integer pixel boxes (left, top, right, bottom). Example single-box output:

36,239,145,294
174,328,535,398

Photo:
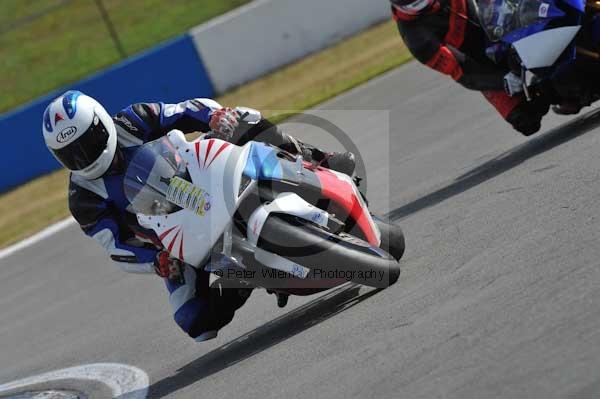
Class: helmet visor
51,116,110,171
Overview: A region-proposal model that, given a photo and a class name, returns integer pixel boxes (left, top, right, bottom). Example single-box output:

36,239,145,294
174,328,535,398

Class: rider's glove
503,72,524,97
154,250,185,284
209,107,240,141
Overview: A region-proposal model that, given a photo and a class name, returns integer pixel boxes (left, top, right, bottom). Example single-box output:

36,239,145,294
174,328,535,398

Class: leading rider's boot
552,102,583,115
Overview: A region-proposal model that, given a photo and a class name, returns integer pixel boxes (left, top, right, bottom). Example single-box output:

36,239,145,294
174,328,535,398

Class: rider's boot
297,144,356,176
267,290,290,308
317,150,356,176
189,279,253,342
276,293,289,308
552,102,583,115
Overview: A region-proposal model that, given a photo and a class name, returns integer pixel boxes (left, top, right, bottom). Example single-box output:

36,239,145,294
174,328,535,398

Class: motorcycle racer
42,91,355,341
390,0,551,135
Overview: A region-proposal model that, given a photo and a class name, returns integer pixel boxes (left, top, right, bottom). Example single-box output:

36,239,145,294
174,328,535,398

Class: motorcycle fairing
136,131,252,267
563,0,585,11
501,21,550,44
131,132,381,267
247,192,330,247
512,25,581,68
243,142,284,180
314,168,381,246
500,0,568,44
241,142,381,246
480,0,583,73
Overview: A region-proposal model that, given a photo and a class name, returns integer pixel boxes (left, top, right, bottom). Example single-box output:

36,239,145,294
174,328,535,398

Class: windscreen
123,137,187,216
476,0,545,41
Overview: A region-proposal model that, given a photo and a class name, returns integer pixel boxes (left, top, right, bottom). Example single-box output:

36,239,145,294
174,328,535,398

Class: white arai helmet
42,91,117,180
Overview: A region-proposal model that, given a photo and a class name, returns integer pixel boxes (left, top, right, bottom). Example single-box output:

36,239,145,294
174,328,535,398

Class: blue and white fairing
477,0,585,75
123,131,332,268
124,131,258,267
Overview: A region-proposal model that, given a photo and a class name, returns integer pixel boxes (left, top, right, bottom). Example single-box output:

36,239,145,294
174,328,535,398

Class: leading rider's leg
165,265,252,342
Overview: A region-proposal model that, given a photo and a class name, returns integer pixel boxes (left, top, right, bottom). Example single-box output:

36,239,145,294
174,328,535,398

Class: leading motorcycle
476,0,600,110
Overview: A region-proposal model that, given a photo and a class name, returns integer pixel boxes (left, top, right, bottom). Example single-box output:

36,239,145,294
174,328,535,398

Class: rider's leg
165,265,252,342
230,118,356,176
550,65,593,115
482,90,549,136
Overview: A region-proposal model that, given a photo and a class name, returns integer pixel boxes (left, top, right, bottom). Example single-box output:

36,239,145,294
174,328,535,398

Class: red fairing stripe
206,142,230,168
315,168,379,246
426,46,464,80
195,141,201,166
195,139,230,169
178,230,185,262
167,229,181,254
159,225,178,241
203,139,215,168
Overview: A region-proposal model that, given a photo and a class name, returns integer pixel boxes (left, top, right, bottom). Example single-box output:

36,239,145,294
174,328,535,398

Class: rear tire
258,216,400,288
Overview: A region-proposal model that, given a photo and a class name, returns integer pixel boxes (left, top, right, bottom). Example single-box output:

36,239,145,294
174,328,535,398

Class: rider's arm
68,178,158,274
448,48,507,91
394,11,505,91
114,99,224,143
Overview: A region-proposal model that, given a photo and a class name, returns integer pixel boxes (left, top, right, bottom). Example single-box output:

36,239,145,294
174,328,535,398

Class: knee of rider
210,285,252,311
482,90,522,117
517,100,548,119
186,308,236,339
173,298,210,334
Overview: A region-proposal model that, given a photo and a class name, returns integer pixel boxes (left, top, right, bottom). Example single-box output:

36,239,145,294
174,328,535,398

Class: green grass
0,0,251,113
0,20,412,249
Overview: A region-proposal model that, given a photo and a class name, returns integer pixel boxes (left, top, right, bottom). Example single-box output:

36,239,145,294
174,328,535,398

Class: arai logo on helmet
57,126,78,143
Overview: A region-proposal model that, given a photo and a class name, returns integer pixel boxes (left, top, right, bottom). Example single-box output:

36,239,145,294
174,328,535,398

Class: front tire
258,216,401,288
373,217,405,261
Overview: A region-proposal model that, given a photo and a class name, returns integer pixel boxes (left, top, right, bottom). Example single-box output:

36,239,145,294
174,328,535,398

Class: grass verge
0,0,251,113
0,20,411,249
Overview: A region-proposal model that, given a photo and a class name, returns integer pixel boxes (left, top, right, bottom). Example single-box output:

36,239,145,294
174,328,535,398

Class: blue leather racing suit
68,98,283,341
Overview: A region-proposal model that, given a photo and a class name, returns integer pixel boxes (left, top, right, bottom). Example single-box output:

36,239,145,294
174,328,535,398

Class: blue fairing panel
243,142,283,181
563,0,585,12
503,21,549,44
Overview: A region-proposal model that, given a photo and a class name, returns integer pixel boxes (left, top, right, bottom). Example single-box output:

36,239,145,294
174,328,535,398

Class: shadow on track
148,283,381,398
386,108,600,222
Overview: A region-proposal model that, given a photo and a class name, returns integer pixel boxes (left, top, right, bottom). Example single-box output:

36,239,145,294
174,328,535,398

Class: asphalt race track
3,62,600,399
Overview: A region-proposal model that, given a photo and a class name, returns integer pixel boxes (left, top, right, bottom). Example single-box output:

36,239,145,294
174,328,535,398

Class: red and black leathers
392,0,550,135
394,0,505,90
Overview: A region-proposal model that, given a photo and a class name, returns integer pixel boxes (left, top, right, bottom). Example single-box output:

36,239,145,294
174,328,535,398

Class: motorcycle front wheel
257,215,401,288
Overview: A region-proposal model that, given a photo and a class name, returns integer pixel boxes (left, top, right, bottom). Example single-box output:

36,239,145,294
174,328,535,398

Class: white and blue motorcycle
123,114,404,300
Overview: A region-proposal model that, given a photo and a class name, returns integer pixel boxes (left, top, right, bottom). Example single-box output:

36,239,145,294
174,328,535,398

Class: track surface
3,62,600,399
